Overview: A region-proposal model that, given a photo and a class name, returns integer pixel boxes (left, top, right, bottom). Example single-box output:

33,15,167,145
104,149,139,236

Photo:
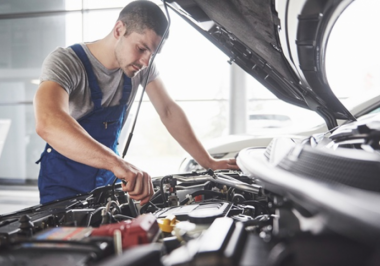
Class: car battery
91,213,160,249
0,213,160,266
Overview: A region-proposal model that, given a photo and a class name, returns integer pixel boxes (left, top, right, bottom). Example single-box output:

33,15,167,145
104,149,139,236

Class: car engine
0,168,267,266
1,115,380,266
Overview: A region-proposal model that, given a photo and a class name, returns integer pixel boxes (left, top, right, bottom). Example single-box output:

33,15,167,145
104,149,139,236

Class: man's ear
114,21,125,39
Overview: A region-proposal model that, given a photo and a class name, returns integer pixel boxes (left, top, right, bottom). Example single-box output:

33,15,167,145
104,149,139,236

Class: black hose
139,189,163,214
129,198,138,218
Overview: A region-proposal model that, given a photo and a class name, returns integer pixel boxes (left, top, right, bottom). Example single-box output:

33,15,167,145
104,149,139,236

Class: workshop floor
0,185,40,215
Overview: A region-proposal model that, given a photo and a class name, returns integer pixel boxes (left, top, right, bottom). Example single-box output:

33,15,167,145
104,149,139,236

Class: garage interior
0,0,378,215
1,1,380,266
0,0,257,214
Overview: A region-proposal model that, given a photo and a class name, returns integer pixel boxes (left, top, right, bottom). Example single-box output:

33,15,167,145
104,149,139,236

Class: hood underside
165,0,356,129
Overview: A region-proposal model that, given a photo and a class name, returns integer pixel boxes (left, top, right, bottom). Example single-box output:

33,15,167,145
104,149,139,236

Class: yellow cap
157,214,178,233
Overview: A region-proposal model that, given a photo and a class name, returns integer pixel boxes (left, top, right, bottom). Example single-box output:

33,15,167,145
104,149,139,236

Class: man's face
115,28,162,78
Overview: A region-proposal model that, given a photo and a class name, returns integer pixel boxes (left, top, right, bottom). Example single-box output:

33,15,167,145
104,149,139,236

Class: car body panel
166,0,356,129
179,91,380,172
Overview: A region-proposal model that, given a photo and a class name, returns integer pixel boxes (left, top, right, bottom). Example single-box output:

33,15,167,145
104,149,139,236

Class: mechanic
33,0,239,205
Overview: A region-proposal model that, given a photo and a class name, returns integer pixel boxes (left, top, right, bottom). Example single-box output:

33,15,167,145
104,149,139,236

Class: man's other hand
209,158,240,171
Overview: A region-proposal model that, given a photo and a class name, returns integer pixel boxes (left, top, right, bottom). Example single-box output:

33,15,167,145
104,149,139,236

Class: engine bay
1,115,380,266
0,169,269,266
1,146,380,266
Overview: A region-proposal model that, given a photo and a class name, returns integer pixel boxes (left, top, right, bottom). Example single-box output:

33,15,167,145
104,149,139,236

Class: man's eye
138,47,145,52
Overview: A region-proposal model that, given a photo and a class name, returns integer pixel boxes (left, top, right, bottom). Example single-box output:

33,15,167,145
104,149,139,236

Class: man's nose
139,52,151,67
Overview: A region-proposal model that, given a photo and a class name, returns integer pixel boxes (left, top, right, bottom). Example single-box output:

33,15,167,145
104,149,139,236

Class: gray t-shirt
39,43,158,121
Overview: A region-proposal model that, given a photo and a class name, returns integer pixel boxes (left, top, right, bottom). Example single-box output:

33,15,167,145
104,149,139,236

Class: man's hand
209,158,240,171
112,159,154,205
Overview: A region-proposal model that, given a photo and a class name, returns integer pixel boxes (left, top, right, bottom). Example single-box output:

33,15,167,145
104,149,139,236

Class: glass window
81,0,161,10
0,0,81,15
0,1,233,180
0,16,67,70
83,9,120,42
82,0,126,10
0,13,78,181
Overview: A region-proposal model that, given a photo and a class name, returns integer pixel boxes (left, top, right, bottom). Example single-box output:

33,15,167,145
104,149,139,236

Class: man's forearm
34,82,121,172
37,111,121,171
160,103,214,169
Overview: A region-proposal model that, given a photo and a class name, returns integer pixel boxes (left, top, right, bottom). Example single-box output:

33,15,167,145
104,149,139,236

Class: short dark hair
118,0,168,37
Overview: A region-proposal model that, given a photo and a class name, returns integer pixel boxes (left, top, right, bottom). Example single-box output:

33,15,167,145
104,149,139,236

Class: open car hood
164,0,356,129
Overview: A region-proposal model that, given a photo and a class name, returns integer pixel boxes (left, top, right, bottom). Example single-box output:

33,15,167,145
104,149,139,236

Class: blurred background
0,0,379,214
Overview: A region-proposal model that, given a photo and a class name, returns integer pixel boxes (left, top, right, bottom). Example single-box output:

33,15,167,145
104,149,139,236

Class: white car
180,91,380,172
2,1,380,266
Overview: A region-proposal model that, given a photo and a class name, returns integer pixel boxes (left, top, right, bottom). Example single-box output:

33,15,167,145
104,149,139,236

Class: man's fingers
228,158,237,165
210,158,240,171
140,195,151,206
228,158,240,170
149,179,154,198
229,164,240,170
114,161,153,205
139,177,154,206
140,173,150,199
121,172,137,192
127,172,152,201
128,172,144,196
139,176,151,205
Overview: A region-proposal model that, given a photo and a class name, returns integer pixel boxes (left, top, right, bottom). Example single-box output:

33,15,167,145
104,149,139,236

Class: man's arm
145,77,239,170
34,81,153,204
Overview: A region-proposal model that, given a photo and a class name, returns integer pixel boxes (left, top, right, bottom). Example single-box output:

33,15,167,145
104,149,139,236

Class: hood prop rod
111,0,171,193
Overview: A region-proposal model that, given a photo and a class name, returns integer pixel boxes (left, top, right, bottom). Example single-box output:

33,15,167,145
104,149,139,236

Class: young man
34,0,238,205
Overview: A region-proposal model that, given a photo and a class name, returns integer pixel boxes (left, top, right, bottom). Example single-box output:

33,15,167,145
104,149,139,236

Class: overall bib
37,44,132,204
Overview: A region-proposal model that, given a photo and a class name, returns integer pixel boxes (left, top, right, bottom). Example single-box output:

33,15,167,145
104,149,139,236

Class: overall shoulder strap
119,74,132,105
70,44,102,109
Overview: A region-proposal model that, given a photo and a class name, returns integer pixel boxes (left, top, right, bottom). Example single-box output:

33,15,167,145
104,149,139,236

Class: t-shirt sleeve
138,61,160,86
39,47,84,95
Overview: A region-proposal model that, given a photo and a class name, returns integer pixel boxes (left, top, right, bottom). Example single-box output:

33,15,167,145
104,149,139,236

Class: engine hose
139,189,162,214
128,198,138,218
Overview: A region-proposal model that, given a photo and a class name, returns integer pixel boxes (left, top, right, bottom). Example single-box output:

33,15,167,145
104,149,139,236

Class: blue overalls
37,44,132,204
